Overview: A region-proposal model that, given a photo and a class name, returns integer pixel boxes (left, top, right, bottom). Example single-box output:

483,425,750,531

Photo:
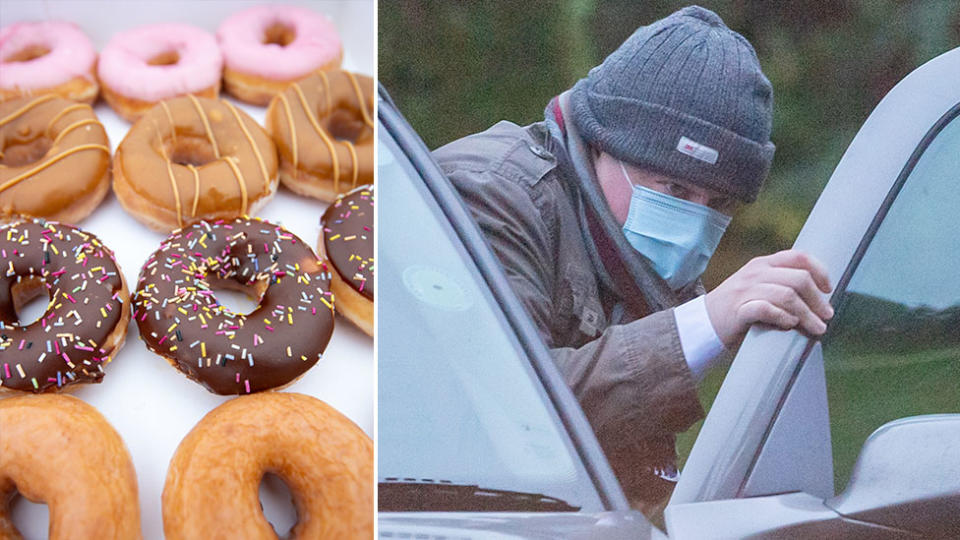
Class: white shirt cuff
674,295,726,381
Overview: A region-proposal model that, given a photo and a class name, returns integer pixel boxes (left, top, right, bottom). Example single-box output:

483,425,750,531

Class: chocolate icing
322,185,374,300
0,221,126,392
133,217,334,394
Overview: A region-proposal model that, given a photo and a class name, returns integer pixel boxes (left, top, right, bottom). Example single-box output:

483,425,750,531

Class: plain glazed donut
0,220,130,394
0,394,142,539
163,392,372,539
98,23,222,122
217,4,343,106
113,95,278,232
266,70,373,202
132,217,335,395
1,95,111,224
0,21,98,104
320,185,373,336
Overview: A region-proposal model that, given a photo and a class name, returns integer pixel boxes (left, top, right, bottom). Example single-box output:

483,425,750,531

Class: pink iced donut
97,23,223,122
0,21,98,104
217,5,343,105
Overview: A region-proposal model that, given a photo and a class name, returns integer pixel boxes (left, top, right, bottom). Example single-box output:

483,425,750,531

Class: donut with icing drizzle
265,70,373,202
132,217,335,395
0,220,130,393
113,95,278,232
1,95,111,224
320,184,373,336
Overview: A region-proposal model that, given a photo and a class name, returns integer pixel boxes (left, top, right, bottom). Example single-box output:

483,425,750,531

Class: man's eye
666,183,687,197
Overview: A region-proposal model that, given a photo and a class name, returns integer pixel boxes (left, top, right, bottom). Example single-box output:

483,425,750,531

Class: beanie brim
571,79,775,204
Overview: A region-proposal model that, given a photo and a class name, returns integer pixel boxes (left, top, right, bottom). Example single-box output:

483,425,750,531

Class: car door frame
378,86,636,514
670,46,960,513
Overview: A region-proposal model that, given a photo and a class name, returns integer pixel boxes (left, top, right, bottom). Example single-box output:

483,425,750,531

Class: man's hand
705,250,834,349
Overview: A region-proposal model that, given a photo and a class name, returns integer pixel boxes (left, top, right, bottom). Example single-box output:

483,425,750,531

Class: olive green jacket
435,119,706,500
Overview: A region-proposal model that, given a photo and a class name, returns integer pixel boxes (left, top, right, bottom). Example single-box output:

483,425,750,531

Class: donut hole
262,22,296,47
11,276,50,327
326,109,367,143
208,277,265,316
166,136,218,167
4,44,51,63
1,136,53,167
9,491,49,539
259,473,298,537
147,50,181,66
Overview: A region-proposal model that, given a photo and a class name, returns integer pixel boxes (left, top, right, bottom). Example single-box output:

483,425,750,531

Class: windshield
377,114,604,512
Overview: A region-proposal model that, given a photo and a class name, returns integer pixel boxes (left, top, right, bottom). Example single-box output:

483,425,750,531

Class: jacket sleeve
443,164,705,449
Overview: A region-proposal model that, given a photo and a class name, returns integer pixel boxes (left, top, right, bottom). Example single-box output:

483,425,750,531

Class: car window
377,126,605,512
821,109,960,491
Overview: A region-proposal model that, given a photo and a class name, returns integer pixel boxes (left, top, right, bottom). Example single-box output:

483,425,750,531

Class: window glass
377,125,603,511
822,112,960,490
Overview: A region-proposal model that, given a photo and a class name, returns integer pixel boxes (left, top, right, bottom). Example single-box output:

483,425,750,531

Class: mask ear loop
618,160,635,191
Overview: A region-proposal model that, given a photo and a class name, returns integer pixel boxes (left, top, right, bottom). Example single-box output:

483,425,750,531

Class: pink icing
0,21,97,91
217,5,342,81
97,23,222,102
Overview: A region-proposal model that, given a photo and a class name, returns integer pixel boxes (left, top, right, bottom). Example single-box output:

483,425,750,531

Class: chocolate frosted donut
0,220,130,393
113,95,278,232
320,185,373,336
133,217,334,394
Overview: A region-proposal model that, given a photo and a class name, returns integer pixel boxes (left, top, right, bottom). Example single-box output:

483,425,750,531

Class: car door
665,46,959,538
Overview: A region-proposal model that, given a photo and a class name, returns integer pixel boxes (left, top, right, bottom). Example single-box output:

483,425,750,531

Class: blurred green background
378,0,959,469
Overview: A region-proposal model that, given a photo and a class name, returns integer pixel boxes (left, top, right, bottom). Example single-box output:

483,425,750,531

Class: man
434,6,834,508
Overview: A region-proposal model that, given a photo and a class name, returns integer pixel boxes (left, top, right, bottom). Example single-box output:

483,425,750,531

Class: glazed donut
98,23,222,122
132,217,335,395
163,392,372,539
320,185,373,336
217,4,343,106
0,394,142,539
0,21,98,104
266,70,373,202
113,95,278,232
0,220,130,394
1,95,111,224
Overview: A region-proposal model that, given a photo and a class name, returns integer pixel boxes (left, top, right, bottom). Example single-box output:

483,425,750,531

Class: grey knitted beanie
570,5,775,203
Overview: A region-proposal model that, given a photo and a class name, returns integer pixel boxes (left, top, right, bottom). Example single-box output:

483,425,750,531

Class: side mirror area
825,414,960,537
664,414,959,538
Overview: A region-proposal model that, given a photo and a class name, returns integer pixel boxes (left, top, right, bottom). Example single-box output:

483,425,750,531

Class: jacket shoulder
434,121,557,187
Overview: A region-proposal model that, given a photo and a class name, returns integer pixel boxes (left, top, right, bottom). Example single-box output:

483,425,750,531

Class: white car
377,46,960,538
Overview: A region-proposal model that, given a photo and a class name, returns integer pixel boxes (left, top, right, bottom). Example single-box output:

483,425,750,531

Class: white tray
2,1,374,537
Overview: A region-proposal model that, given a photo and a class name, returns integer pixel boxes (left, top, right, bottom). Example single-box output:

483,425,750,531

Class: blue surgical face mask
618,161,732,290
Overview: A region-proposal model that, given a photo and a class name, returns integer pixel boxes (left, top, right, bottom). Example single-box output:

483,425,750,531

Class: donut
163,392,372,539
132,217,335,395
0,21,99,104
113,95,278,232
98,23,222,122
217,4,343,106
320,185,373,336
266,70,373,202
0,394,142,540
1,95,111,224
0,220,130,394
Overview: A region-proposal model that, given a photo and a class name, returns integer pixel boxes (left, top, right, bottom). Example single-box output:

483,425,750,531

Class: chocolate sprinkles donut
132,217,334,394
0,220,130,393
320,184,373,336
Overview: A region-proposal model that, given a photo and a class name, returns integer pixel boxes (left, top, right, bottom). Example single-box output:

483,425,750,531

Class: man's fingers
754,283,828,336
763,250,833,294
763,267,835,321
738,299,799,330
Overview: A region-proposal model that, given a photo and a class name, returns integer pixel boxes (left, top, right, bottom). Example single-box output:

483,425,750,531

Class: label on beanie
677,136,718,165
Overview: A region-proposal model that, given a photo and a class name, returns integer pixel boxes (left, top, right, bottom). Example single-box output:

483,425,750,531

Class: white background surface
1,1,375,537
